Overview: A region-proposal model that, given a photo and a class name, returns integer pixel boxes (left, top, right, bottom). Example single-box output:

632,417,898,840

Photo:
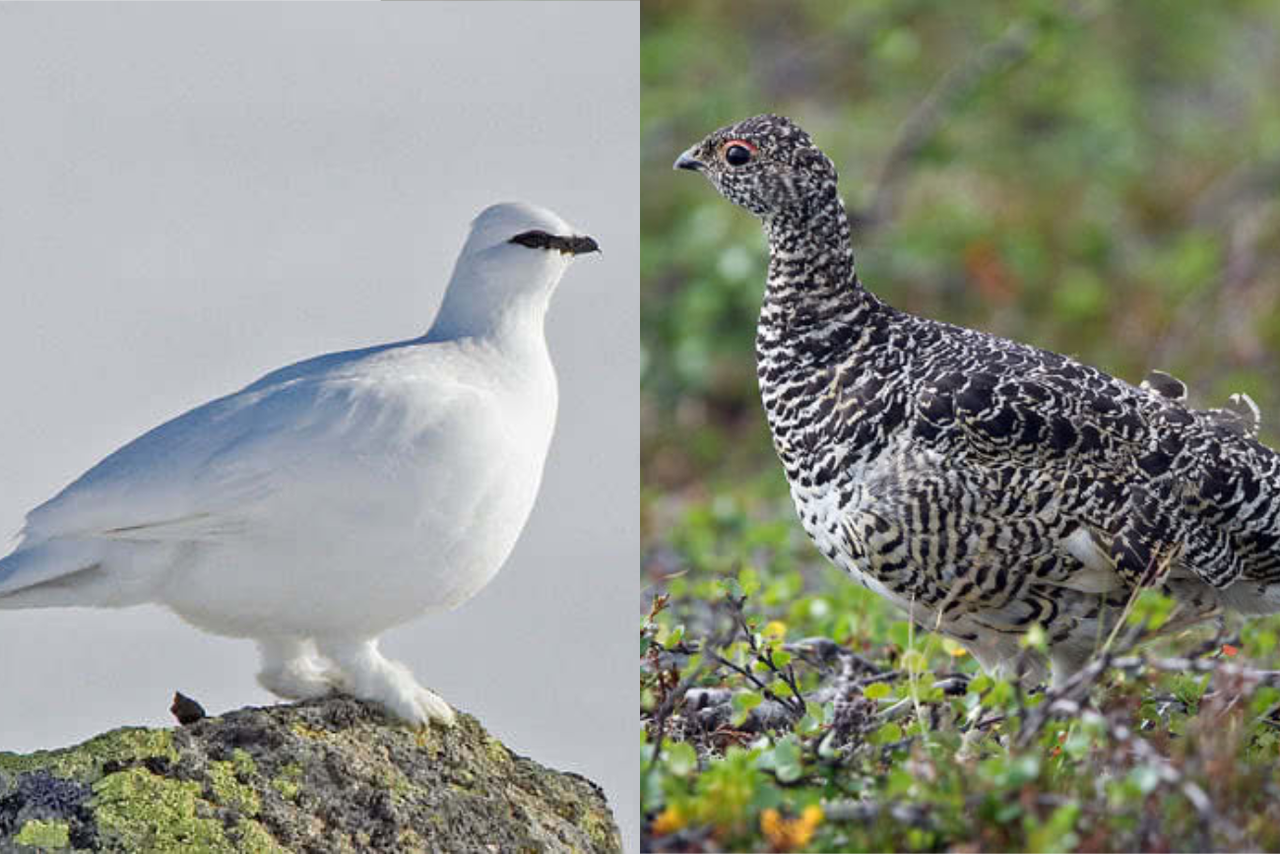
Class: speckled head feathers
674,114,838,218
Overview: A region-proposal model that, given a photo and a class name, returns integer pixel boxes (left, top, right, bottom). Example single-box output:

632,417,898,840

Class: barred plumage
676,114,1280,685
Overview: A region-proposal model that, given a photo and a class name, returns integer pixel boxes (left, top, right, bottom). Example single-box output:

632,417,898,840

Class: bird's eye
723,141,755,167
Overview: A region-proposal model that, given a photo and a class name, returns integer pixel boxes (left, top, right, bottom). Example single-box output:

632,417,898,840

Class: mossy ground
1,696,620,853
642,486,1280,852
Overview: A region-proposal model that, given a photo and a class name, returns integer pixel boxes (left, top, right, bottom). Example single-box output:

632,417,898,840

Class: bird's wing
5,343,487,589
914,362,1156,473
912,356,1280,591
843,439,1219,649
846,442,1121,614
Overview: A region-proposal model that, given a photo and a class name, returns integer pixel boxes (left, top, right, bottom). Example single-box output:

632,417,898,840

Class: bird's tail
0,539,110,608
1219,579,1280,616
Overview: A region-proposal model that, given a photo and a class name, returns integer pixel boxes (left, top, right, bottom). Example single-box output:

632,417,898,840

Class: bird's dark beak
509,230,600,256
563,235,600,255
673,147,704,172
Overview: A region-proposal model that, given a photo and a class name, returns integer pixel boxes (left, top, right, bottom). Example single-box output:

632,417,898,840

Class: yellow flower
942,638,969,658
761,808,784,842
760,804,823,851
763,620,787,640
651,804,686,836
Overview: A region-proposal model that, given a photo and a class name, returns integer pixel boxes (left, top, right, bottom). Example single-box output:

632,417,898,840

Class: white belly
159,392,555,640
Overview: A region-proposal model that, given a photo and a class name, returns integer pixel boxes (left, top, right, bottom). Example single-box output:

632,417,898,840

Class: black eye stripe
510,230,556,250
509,230,600,256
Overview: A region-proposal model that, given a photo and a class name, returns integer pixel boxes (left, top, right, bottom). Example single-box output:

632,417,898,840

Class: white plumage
0,201,597,726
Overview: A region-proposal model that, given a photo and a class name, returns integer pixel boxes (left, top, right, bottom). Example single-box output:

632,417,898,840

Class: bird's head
430,202,598,341
674,114,838,220
454,202,599,300
462,202,599,270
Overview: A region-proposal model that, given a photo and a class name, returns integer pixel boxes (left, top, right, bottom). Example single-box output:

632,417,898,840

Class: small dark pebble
171,691,207,725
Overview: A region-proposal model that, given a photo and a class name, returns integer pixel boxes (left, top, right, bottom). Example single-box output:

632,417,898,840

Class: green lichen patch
92,766,232,852
229,748,257,778
270,762,303,802
0,729,175,781
91,766,283,854
207,759,261,816
483,732,511,765
233,817,290,853
288,722,329,740
13,818,70,849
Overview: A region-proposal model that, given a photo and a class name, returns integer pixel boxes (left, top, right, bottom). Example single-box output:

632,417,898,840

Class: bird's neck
428,291,551,346
424,264,556,363
758,187,877,365
755,189,898,490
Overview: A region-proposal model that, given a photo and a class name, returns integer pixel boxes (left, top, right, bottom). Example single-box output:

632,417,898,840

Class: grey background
0,2,637,850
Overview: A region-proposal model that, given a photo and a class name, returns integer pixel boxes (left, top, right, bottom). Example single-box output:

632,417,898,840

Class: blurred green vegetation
643,1,1280,851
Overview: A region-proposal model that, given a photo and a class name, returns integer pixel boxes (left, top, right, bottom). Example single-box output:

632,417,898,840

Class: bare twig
722,594,809,717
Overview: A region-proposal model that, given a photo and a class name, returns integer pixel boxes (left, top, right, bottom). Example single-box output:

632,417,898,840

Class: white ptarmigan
0,201,598,726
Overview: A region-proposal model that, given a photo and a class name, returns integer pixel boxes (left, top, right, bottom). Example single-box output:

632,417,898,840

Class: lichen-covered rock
0,696,620,853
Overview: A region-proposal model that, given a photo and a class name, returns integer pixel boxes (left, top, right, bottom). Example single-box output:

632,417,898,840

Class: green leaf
1027,803,1081,854
900,649,928,674
1126,589,1176,632
667,742,698,778
772,735,804,783
985,679,1015,709
1020,623,1048,652
872,722,904,745
1171,673,1209,709
1128,764,1161,795
863,681,892,701
888,622,913,648
732,691,763,726
1009,755,1041,786
795,712,821,736
885,766,914,796
968,674,993,695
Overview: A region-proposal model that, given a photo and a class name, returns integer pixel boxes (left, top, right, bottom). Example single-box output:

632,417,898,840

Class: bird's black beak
563,234,600,255
673,147,704,172
509,230,601,256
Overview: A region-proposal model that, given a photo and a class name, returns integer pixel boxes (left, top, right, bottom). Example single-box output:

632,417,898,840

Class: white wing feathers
0,340,484,597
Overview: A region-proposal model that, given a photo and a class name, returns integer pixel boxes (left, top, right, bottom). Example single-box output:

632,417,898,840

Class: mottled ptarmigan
676,114,1280,685
0,201,598,725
